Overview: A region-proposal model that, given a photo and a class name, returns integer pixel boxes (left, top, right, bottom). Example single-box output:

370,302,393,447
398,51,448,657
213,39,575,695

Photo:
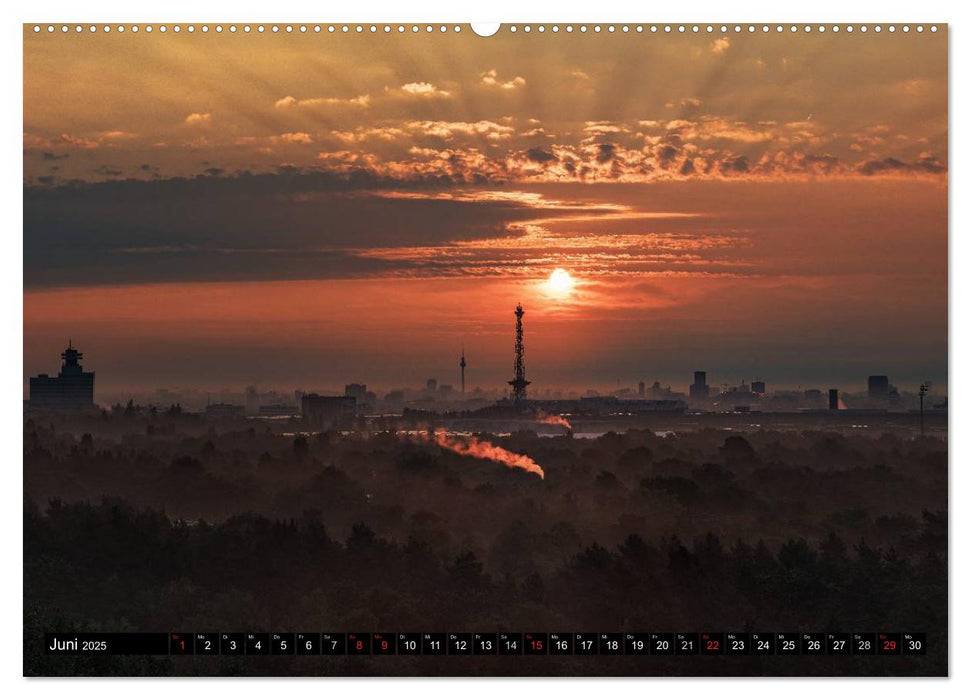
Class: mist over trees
24,414,946,676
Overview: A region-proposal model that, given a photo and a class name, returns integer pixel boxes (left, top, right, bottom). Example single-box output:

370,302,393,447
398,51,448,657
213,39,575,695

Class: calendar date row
46,632,926,656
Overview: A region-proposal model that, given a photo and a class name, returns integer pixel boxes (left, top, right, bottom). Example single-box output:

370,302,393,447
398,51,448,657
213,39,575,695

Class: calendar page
23,21,947,677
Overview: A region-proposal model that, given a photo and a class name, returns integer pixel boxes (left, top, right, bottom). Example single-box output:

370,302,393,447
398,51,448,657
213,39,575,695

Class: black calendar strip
45,632,927,656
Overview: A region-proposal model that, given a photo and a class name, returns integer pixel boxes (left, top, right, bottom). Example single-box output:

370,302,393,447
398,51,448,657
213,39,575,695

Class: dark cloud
41,151,68,161
595,143,617,164
655,143,680,164
719,155,750,174
525,147,557,164
857,157,909,175
857,156,947,176
916,156,947,173
23,171,613,288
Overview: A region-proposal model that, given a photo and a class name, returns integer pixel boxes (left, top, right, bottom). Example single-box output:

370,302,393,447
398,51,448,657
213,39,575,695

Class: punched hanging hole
470,23,501,37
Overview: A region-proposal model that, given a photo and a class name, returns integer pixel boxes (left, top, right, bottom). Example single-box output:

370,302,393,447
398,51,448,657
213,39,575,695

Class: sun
545,267,576,297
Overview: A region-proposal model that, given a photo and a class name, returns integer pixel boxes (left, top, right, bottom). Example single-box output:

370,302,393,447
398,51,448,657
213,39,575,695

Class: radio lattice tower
508,303,531,405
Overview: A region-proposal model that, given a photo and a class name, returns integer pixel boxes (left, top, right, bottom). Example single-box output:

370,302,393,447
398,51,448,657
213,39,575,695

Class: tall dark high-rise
508,303,530,405
29,341,95,410
829,388,840,411
868,375,890,403
689,370,709,400
460,347,466,395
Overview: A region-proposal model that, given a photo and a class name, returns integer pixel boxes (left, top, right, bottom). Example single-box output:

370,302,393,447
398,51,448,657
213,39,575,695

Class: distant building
344,383,376,412
439,384,454,399
751,380,766,395
345,383,368,400
302,393,356,428
205,403,244,420
244,386,261,416
646,381,684,401
638,380,646,397
384,389,405,406
29,342,95,410
689,371,709,400
803,389,825,409
577,396,687,415
829,389,840,411
426,378,437,392
258,404,298,417
868,375,890,402
524,396,687,416
714,387,761,409
763,390,802,411
889,385,901,406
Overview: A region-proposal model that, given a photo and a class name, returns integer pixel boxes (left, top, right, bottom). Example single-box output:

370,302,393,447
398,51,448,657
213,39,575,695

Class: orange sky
23,28,947,395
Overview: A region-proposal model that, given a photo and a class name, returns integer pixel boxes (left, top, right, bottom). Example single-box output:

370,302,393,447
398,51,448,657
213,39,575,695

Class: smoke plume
424,429,545,479
537,412,572,430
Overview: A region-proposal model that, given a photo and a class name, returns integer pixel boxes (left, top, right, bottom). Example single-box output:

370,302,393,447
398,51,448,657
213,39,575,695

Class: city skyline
23,336,942,405
24,29,947,393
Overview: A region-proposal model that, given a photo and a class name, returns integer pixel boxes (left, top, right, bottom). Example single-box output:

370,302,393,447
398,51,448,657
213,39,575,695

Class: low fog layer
24,414,946,675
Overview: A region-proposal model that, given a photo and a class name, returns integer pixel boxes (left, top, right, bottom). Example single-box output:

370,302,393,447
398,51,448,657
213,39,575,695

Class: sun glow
545,267,576,298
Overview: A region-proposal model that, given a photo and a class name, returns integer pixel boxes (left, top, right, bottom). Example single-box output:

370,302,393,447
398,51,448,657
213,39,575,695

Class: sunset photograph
22,21,948,679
